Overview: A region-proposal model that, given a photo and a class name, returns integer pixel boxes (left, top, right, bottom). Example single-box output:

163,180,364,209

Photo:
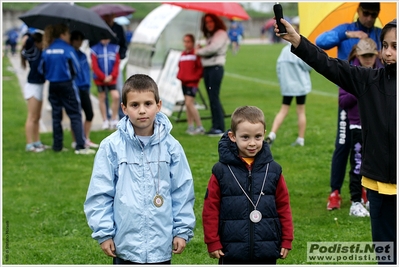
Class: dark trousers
48,81,85,151
330,106,351,193
113,257,171,265
79,89,94,122
367,189,397,264
203,65,225,132
219,257,277,265
349,128,362,202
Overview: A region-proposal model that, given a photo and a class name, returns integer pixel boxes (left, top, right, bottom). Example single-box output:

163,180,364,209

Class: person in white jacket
84,74,196,264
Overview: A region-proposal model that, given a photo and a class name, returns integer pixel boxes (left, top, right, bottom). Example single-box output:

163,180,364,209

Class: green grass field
2,43,373,265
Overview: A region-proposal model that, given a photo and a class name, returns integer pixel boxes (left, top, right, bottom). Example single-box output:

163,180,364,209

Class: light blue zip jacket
277,44,312,96
84,113,195,263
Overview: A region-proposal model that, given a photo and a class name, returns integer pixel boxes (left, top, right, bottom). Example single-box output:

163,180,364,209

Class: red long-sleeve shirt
202,173,294,253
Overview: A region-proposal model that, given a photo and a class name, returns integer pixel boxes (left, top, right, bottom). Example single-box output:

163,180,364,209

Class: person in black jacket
274,18,396,264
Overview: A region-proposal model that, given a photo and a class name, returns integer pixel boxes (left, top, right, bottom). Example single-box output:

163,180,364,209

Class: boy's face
228,121,265,158
71,38,83,50
122,90,162,136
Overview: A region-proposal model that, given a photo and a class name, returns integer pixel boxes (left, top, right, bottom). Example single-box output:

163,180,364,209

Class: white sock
297,137,304,146
268,132,276,140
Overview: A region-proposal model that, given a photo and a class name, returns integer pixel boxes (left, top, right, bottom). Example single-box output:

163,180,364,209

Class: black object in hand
273,3,287,35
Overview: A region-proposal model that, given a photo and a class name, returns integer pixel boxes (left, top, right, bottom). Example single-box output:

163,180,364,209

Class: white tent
126,4,203,116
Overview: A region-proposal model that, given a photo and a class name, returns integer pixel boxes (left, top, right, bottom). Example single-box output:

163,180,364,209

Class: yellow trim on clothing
362,176,397,195
242,157,254,166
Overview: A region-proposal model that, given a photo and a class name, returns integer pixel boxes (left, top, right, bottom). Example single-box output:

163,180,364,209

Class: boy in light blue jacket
84,74,196,264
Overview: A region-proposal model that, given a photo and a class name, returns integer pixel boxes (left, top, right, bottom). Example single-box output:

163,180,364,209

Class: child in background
177,33,205,135
21,31,49,152
339,38,383,217
90,38,120,130
203,106,293,264
84,74,196,264
39,23,95,155
70,30,99,149
266,17,312,147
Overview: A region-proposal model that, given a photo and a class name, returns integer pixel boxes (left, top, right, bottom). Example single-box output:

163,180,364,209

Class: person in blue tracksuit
70,30,98,149
315,2,382,210
39,23,94,154
84,74,195,264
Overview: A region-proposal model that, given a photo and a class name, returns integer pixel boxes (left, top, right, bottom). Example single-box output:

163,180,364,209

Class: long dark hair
200,13,227,38
20,32,43,69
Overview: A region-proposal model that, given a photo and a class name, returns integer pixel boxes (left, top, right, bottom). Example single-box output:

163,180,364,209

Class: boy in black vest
203,106,293,264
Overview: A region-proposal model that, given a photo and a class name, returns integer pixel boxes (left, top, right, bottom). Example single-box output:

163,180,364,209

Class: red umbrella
163,2,250,20
90,4,135,18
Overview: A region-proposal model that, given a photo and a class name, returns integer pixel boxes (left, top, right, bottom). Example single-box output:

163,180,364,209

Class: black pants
349,128,362,202
79,89,94,122
219,257,276,265
203,65,225,132
330,106,351,193
48,81,85,151
113,257,171,265
367,189,397,264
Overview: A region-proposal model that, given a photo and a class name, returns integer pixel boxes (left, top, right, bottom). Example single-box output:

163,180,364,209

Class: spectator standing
339,38,383,217
177,33,205,135
70,31,99,149
84,74,196,264
20,31,49,152
203,106,293,264
228,21,243,54
275,16,396,265
315,2,382,210
196,13,230,137
101,14,127,120
5,28,19,56
266,18,312,147
90,38,120,130
39,24,95,155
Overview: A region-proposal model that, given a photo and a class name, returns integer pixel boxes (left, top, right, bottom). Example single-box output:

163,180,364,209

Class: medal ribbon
227,163,269,211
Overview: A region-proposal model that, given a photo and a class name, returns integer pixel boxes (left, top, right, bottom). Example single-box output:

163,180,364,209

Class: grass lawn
2,42,373,265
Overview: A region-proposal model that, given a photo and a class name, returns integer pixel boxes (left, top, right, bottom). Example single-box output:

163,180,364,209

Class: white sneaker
71,142,77,149
349,202,370,217
85,140,99,148
102,120,110,130
193,126,205,135
110,120,118,130
75,148,96,155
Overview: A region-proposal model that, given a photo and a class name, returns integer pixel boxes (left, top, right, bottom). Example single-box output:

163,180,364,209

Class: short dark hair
230,106,265,134
122,74,160,106
70,30,85,41
359,2,380,11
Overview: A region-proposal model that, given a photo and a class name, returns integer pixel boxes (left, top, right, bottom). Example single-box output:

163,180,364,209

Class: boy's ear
228,131,236,142
157,99,162,112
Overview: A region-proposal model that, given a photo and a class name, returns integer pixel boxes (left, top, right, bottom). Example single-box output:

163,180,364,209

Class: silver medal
249,210,262,223
153,194,164,207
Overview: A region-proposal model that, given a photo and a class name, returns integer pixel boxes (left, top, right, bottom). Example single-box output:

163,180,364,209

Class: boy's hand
280,247,289,259
172,237,186,254
100,239,116,257
209,249,225,259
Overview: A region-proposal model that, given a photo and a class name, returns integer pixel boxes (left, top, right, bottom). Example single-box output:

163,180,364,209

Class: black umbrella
19,2,117,44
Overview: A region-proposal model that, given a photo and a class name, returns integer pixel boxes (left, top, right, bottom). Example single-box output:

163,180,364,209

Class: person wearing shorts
266,19,312,146
90,38,120,130
21,31,48,152
177,33,205,135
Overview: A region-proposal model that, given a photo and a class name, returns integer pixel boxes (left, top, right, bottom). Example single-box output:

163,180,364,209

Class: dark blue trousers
48,81,85,151
113,257,171,265
367,189,397,264
203,65,225,132
330,106,351,193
